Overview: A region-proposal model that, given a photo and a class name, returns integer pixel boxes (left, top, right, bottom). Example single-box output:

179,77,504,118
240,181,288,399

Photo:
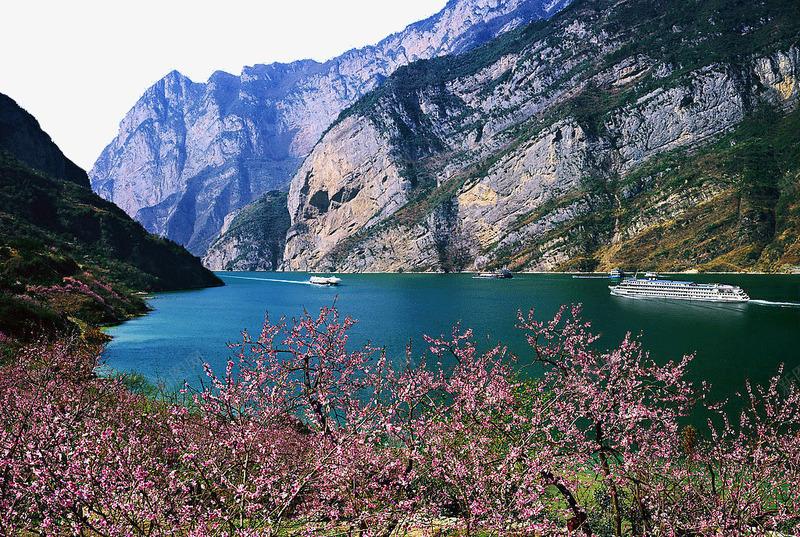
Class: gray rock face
282,0,800,272
89,0,573,256
283,115,408,270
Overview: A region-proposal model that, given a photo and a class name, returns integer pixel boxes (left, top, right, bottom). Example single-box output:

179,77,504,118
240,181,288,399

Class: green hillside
525,106,800,273
0,151,222,344
205,190,290,271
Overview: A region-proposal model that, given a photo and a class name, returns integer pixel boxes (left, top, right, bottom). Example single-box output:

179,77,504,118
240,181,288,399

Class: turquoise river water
103,272,800,412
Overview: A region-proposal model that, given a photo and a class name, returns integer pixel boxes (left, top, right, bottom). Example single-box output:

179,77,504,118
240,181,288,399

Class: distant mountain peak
90,0,574,256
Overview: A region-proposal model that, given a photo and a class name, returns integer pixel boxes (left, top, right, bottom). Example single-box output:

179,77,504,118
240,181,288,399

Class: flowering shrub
25,272,144,326
1,304,799,536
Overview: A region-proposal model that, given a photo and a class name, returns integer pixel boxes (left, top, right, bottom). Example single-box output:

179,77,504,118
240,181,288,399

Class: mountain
282,0,800,273
89,0,573,256
0,93,89,189
0,94,222,343
203,190,290,271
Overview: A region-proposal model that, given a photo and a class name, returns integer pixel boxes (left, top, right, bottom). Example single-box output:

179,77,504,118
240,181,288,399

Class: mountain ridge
281,0,800,273
0,94,90,189
90,0,574,257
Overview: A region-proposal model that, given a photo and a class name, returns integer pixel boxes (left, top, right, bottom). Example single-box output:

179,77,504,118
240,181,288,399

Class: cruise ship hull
609,278,750,303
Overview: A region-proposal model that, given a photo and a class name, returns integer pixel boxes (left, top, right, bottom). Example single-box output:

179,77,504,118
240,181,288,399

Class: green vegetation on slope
483,106,800,272
0,151,222,344
207,190,290,270
576,106,800,273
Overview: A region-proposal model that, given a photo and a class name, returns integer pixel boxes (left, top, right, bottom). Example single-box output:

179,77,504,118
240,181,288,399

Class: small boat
573,268,626,279
473,269,513,279
309,276,342,286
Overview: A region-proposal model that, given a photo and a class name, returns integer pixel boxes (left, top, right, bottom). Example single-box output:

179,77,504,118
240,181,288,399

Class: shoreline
213,269,800,276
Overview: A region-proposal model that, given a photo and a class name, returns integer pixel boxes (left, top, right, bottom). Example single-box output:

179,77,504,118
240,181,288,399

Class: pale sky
1,0,448,171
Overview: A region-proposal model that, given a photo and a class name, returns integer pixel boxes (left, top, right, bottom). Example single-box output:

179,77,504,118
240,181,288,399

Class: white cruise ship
609,275,750,302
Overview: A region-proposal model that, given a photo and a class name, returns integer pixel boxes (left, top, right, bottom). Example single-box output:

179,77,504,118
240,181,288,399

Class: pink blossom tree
0,339,197,535
649,370,800,535
187,303,411,536
402,325,559,536
3,303,800,536
515,305,700,536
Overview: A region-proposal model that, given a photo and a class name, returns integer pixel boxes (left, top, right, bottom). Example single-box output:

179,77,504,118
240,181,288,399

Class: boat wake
750,299,800,308
224,275,312,285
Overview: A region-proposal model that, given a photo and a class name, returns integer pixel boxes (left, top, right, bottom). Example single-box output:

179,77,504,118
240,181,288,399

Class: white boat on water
609,275,749,302
573,268,625,279
473,269,513,279
309,276,342,286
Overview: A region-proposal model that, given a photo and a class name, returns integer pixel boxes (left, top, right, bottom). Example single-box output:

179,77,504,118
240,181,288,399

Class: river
103,272,800,412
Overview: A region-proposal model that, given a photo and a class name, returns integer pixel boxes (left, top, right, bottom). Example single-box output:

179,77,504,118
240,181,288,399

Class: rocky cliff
89,0,573,257
283,0,800,273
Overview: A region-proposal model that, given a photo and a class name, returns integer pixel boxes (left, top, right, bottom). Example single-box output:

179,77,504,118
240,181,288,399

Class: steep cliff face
90,0,573,256
283,0,800,273
283,115,410,270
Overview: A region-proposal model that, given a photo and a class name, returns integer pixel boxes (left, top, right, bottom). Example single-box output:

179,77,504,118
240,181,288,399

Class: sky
1,0,449,171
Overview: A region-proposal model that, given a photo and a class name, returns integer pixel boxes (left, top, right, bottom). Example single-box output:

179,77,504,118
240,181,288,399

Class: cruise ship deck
609,276,750,302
